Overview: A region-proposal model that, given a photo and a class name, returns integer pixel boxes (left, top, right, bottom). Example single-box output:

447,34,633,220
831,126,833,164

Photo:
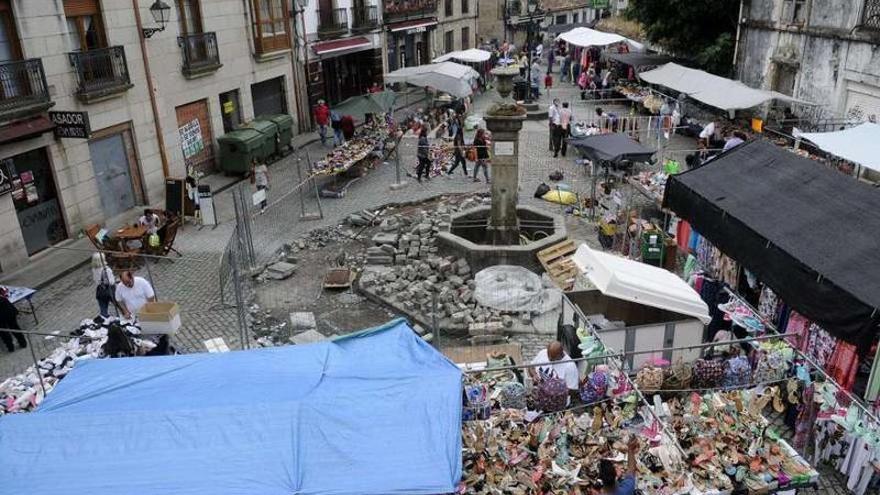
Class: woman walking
92,253,116,318
416,127,431,182
447,126,468,177
472,128,490,183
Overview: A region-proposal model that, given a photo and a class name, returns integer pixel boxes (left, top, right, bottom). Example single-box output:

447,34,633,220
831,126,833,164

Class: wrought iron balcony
178,32,222,78
68,46,133,103
0,58,54,123
317,8,349,39
383,0,437,22
351,5,379,31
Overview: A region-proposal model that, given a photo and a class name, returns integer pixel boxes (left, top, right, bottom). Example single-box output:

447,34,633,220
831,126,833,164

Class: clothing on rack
785,311,812,353
826,341,859,392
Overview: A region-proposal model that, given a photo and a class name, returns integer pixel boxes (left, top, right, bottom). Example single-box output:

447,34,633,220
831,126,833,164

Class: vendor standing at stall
115,271,156,320
0,287,26,353
416,127,431,183
528,341,580,401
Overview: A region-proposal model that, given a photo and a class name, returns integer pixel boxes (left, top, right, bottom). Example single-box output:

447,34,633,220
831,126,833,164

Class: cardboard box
137,301,181,335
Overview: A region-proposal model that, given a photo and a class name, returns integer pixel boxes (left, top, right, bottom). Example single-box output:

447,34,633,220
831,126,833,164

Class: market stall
385,62,480,99
639,63,804,117
799,122,880,180
555,27,645,52
312,116,402,197
606,52,674,81
570,244,710,370
0,319,463,495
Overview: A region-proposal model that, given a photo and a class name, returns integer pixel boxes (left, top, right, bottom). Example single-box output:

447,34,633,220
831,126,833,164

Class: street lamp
142,0,172,38
524,0,543,103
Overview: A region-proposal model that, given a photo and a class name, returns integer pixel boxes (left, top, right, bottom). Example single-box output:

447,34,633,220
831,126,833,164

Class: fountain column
484,66,526,245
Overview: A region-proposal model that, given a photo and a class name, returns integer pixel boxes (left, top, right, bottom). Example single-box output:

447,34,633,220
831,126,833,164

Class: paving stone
291,329,327,345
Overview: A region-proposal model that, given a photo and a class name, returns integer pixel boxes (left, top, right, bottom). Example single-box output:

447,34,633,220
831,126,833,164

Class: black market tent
569,133,656,163
663,140,880,348
606,52,674,73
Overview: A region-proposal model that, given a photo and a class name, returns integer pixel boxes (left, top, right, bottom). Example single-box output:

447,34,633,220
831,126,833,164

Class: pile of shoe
664,389,817,493
460,401,690,494
0,317,155,416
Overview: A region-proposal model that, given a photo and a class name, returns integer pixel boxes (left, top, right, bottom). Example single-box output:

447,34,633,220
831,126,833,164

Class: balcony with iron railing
0,58,54,124
317,8,349,39
68,46,134,103
504,0,521,18
383,0,437,23
351,5,379,31
177,32,222,78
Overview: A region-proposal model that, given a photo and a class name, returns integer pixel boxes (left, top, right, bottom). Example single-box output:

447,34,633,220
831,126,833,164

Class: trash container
217,128,265,174
258,114,293,155
245,119,279,159
513,77,528,102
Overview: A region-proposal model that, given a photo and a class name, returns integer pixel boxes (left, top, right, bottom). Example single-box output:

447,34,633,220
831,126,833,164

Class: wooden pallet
536,239,578,291
323,268,354,289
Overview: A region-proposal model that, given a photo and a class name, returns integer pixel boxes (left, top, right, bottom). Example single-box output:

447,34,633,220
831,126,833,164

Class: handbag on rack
579,369,608,404
95,271,114,302
753,349,789,383
663,359,693,390
532,369,568,413
722,355,752,388
693,359,725,388
635,365,664,391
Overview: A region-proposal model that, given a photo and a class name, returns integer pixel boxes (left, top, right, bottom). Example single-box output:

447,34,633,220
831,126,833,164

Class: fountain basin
437,205,567,273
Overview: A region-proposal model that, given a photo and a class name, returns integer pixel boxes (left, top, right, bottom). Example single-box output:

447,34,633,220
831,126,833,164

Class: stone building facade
737,0,880,122
0,0,296,273
434,0,479,56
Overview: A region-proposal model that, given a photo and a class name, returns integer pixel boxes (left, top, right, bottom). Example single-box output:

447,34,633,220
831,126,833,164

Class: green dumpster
258,114,294,155
217,128,265,174
245,120,279,159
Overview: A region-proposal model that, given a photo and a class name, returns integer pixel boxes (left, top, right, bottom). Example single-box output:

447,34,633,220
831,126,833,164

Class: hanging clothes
808,324,837,369
785,311,812,353
793,384,818,450
826,341,859,392
676,219,691,252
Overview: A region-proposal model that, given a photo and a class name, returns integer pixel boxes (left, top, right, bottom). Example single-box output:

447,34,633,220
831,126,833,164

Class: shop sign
0,159,12,196
406,26,427,34
589,0,609,7
49,111,91,139
223,101,235,114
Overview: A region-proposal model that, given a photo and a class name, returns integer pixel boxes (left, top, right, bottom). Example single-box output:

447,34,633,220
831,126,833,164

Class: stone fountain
437,66,567,272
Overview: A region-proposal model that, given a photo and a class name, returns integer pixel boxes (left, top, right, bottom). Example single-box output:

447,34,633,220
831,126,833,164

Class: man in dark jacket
0,287,27,352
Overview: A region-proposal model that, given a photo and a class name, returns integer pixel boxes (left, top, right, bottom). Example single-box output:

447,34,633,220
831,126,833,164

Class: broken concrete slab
292,329,327,345
289,311,318,331
266,261,297,280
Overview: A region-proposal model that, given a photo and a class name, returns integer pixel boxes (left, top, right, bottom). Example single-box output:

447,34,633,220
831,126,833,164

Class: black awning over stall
569,133,655,163
663,140,880,349
606,52,673,72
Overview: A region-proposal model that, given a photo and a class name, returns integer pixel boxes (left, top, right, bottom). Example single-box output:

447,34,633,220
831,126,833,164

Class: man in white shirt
115,271,156,319
548,98,560,152
555,102,573,158
699,121,716,146
529,341,580,401
722,131,746,152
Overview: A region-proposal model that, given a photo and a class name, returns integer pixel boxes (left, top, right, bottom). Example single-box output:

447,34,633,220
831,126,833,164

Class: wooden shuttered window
251,0,291,54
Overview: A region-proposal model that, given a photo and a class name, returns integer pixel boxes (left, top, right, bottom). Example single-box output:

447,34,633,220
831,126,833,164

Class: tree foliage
625,0,740,76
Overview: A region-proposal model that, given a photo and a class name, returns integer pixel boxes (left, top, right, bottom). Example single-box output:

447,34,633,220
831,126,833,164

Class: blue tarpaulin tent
0,319,462,495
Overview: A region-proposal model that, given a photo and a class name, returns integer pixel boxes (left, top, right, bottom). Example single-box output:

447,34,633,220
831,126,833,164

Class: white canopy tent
384,62,479,98
555,27,645,52
432,48,491,63
799,123,880,173
639,63,803,112
572,244,710,324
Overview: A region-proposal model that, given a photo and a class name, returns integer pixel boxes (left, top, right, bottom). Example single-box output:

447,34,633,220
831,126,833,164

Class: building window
251,0,290,54
445,0,452,16
462,0,469,14
64,0,106,51
781,0,807,25
572,12,578,23
0,0,22,61
864,0,880,29
555,14,566,25
444,30,454,53
461,26,469,49
178,0,203,35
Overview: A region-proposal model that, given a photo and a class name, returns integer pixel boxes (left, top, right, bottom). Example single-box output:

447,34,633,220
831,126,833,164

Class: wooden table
113,225,147,252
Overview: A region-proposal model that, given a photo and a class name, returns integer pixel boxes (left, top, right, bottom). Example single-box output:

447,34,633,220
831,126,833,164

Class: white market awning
555,27,644,52
639,63,805,112
799,123,880,173
432,48,491,63
384,62,479,98
572,244,711,324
